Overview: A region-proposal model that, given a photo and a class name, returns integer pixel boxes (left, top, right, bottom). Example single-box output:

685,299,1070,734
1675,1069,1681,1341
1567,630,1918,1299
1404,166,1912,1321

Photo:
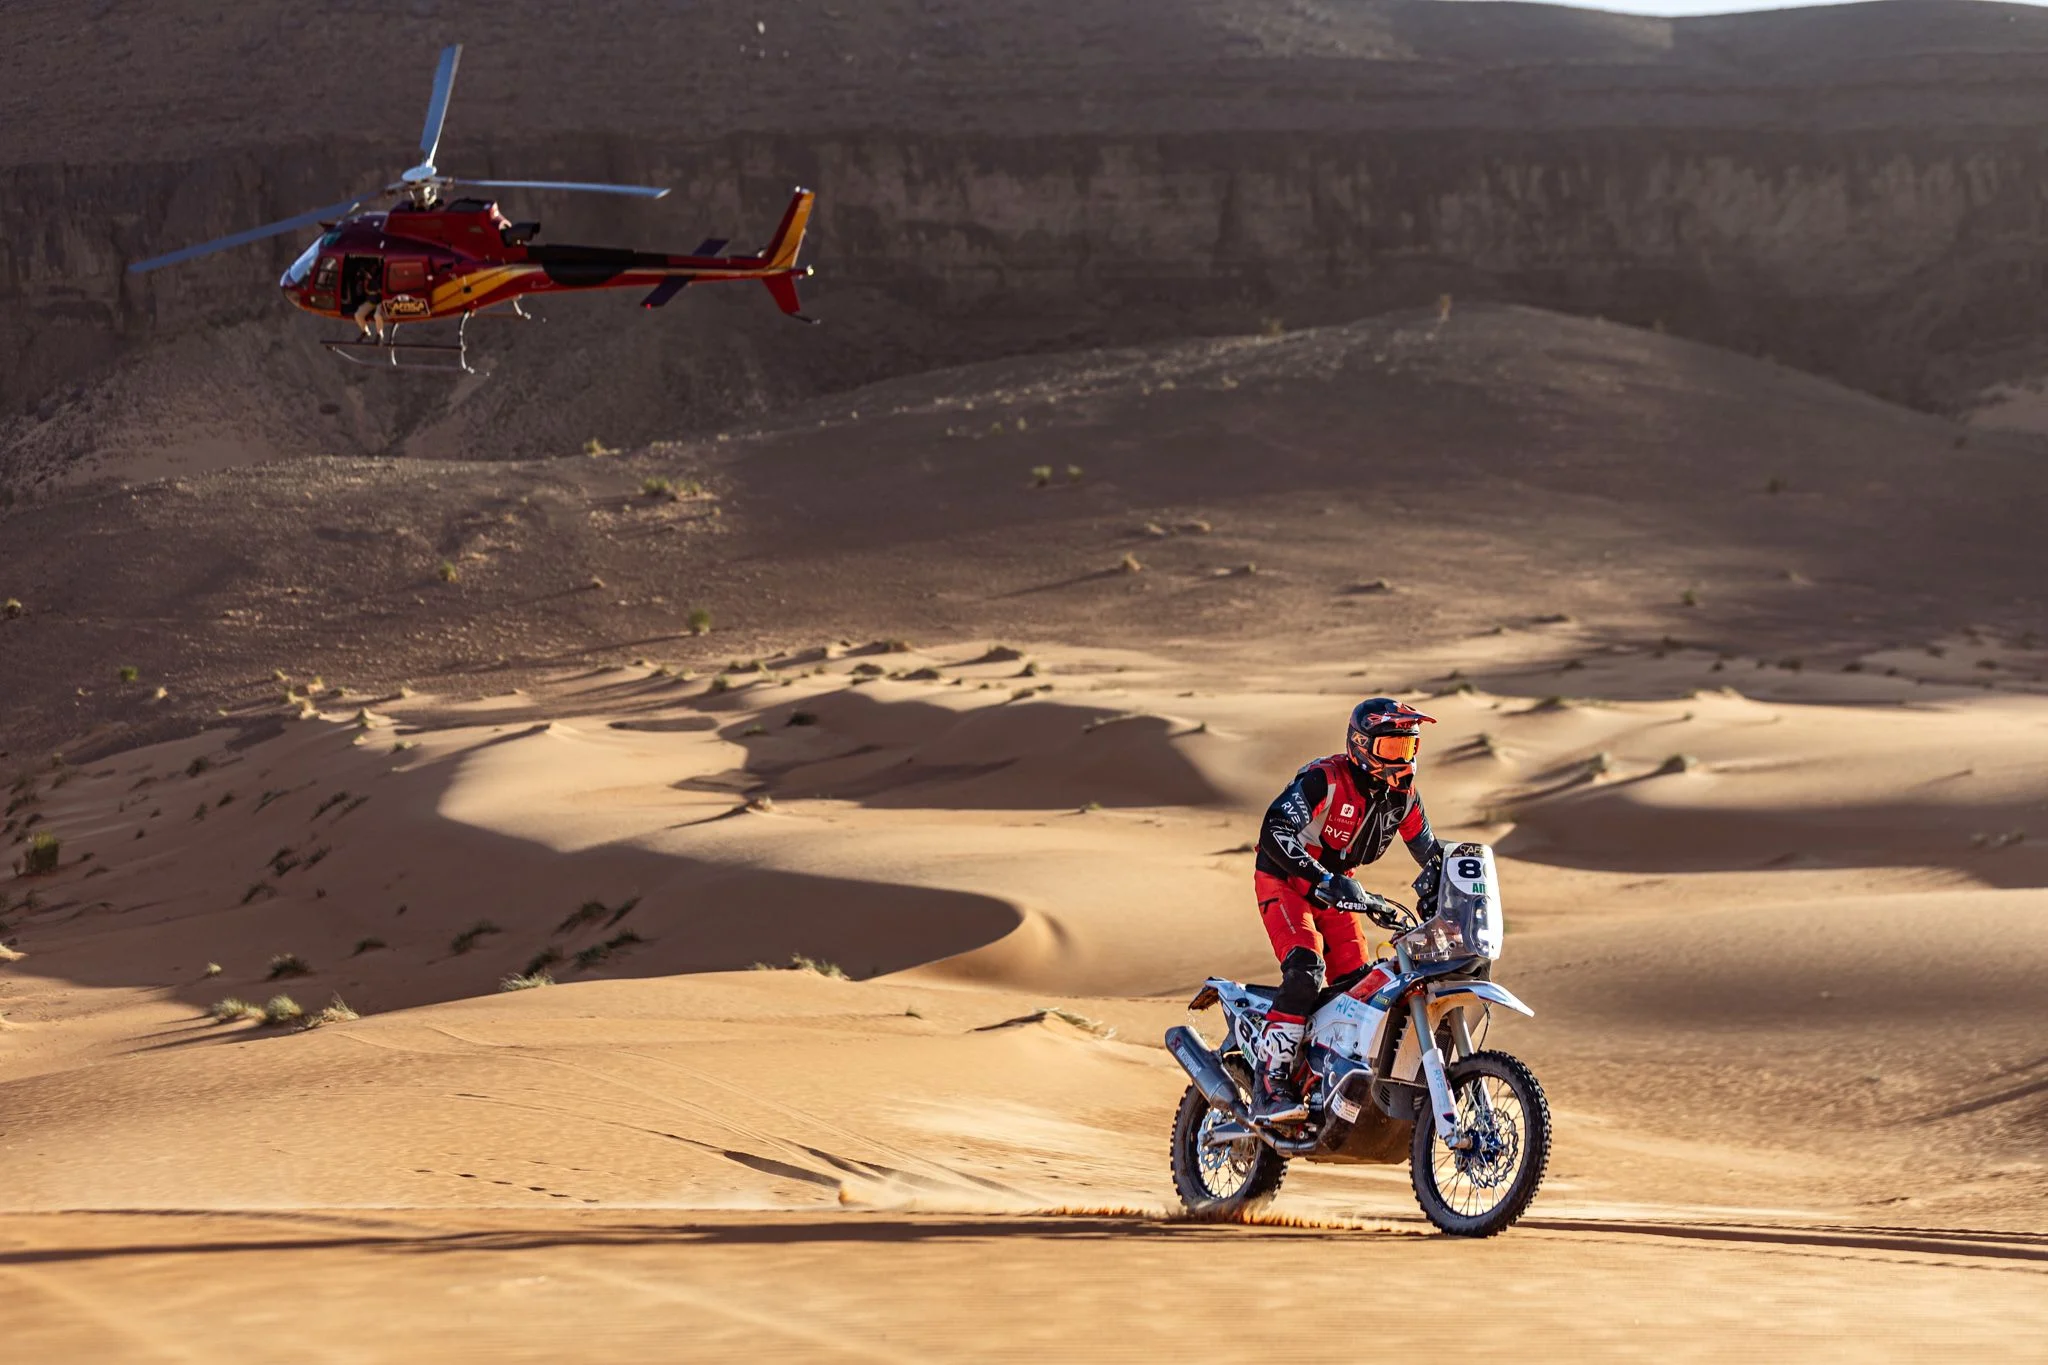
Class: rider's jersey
1255,754,1436,886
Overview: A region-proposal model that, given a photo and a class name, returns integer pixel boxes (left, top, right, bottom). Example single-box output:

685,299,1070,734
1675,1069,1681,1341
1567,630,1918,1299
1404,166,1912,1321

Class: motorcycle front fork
1410,998,1488,1152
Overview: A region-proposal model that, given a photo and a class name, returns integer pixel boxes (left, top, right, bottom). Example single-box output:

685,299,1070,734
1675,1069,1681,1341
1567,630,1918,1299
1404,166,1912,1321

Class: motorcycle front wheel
1168,1083,1287,1217
1410,1050,1550,1237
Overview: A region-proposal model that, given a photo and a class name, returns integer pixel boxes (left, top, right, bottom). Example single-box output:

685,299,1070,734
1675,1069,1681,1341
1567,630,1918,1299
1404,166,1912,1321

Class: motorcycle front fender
1427,980,1533,1018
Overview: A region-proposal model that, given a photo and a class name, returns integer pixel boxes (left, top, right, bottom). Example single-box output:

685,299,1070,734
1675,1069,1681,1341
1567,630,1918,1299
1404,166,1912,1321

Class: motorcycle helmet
1346,696,1436,791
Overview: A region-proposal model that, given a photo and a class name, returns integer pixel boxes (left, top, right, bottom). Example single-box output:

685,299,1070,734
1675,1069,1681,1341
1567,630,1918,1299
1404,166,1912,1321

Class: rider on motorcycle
1249,697,1440,1124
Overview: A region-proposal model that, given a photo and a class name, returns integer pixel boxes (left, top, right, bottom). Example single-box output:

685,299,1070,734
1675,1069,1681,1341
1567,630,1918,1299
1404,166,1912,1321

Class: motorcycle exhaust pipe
1165,1025,1258,1129
1167,1026,1327,1157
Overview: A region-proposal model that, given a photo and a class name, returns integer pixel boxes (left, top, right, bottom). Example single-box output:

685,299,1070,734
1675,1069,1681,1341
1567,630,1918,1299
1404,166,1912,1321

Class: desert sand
7,3,2048,1357
4,617,2047,1357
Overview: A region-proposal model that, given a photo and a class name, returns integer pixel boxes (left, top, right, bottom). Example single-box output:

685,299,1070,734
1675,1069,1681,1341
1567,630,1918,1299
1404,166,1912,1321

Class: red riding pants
1255,870,1369,978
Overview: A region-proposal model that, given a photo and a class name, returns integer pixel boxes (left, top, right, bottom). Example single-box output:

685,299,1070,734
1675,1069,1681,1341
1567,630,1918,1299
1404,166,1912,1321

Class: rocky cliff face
7,0,2048,490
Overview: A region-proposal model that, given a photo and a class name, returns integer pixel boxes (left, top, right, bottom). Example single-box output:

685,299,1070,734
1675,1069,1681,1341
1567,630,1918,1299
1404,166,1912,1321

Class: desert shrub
786,711,819,727
211,997,265,1023
241,881,275,905
1042,1007,1114,1038
556,900,610,934
186,756,212,778
437,560,459,583
1119,553,1143,574
18,832,60,876
574,930,644,970
262,995,304,1025
642,476,673,497
351,937,387,956
298,996,358,1029
1656,754,1698,775
266,952,311,980
709,674,731,693
450,920,502,954
786,954,847,979
204,962,223,977
500,971,554,991
1030,465,1053,488
2,599,20,619
682,606,711,635
1259,316,1285,338
311,791,350,819
117,665,139,684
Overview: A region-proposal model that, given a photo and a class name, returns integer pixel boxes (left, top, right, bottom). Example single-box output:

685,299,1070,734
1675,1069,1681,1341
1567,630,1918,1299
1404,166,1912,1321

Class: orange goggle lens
1368,734,1419,762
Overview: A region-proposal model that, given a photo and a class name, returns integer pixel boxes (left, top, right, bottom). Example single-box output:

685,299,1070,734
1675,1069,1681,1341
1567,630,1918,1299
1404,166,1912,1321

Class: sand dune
4,298,2047,1355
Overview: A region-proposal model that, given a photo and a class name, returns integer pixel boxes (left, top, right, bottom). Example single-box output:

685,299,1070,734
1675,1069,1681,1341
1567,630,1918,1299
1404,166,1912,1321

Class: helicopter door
341,256,384,312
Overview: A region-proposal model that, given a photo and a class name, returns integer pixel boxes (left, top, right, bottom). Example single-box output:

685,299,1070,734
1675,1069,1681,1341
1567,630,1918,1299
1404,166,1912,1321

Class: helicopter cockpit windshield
280,239,321,288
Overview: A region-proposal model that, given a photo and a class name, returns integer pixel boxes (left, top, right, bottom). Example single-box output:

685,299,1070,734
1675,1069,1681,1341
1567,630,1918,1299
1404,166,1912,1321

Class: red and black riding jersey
1255,754,1436,886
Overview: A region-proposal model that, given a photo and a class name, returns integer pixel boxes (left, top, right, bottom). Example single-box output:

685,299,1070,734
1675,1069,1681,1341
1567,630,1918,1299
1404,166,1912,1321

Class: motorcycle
1164,842,1550,1236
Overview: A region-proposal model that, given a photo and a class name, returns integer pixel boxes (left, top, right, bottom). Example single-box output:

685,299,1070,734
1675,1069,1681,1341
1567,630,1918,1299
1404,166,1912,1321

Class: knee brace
1273,946,1325,1020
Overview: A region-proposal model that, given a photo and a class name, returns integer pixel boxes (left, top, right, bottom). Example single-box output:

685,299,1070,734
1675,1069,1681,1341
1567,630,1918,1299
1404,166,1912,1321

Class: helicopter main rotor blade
419,43,462,168
126,196,365,274
456,178,671,199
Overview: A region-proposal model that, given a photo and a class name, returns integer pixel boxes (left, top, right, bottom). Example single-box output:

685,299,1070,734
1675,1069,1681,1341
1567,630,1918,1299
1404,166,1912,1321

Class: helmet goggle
1368,734,1419,762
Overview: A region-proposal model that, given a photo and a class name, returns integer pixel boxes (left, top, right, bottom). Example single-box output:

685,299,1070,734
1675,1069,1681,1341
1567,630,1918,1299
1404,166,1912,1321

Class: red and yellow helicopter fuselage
278,188,816,326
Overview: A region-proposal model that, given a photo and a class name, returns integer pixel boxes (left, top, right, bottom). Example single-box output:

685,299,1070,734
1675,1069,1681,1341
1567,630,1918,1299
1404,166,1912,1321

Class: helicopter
127,44,817,373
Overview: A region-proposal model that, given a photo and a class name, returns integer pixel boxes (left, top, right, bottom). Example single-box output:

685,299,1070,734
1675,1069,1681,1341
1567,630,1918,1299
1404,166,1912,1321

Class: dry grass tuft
0,942,24,963
16,831,60,876
351,937,387,956
298,996,359,1029
262,994,304,1025
500,971,554,991
211,997,266,1023
266,952,311,980
754,953,848,978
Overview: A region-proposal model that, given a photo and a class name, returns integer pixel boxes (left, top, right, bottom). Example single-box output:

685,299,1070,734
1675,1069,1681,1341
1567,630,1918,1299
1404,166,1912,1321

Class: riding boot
1251,1014,1309,1125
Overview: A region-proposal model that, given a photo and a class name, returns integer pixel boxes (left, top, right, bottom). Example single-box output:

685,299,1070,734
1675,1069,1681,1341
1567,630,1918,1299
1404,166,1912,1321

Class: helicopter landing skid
323,337,473,374
321,307,518,375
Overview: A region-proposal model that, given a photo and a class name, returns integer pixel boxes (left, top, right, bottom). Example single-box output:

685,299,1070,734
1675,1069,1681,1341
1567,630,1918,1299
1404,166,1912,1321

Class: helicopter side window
312,257,338,290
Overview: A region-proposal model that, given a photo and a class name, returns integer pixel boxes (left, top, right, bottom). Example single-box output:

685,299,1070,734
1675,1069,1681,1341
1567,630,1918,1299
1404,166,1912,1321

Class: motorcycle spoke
1196,1108,1258,1199
1431,1075,1527,1218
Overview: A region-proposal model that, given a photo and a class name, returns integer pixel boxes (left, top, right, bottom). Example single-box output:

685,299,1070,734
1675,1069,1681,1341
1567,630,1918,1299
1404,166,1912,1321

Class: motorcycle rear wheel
1409,1049,1550,1237
1169,1083,1287,1217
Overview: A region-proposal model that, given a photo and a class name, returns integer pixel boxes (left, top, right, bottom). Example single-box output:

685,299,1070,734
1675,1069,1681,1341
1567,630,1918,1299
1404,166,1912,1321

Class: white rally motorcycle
1164,843,1550,1236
